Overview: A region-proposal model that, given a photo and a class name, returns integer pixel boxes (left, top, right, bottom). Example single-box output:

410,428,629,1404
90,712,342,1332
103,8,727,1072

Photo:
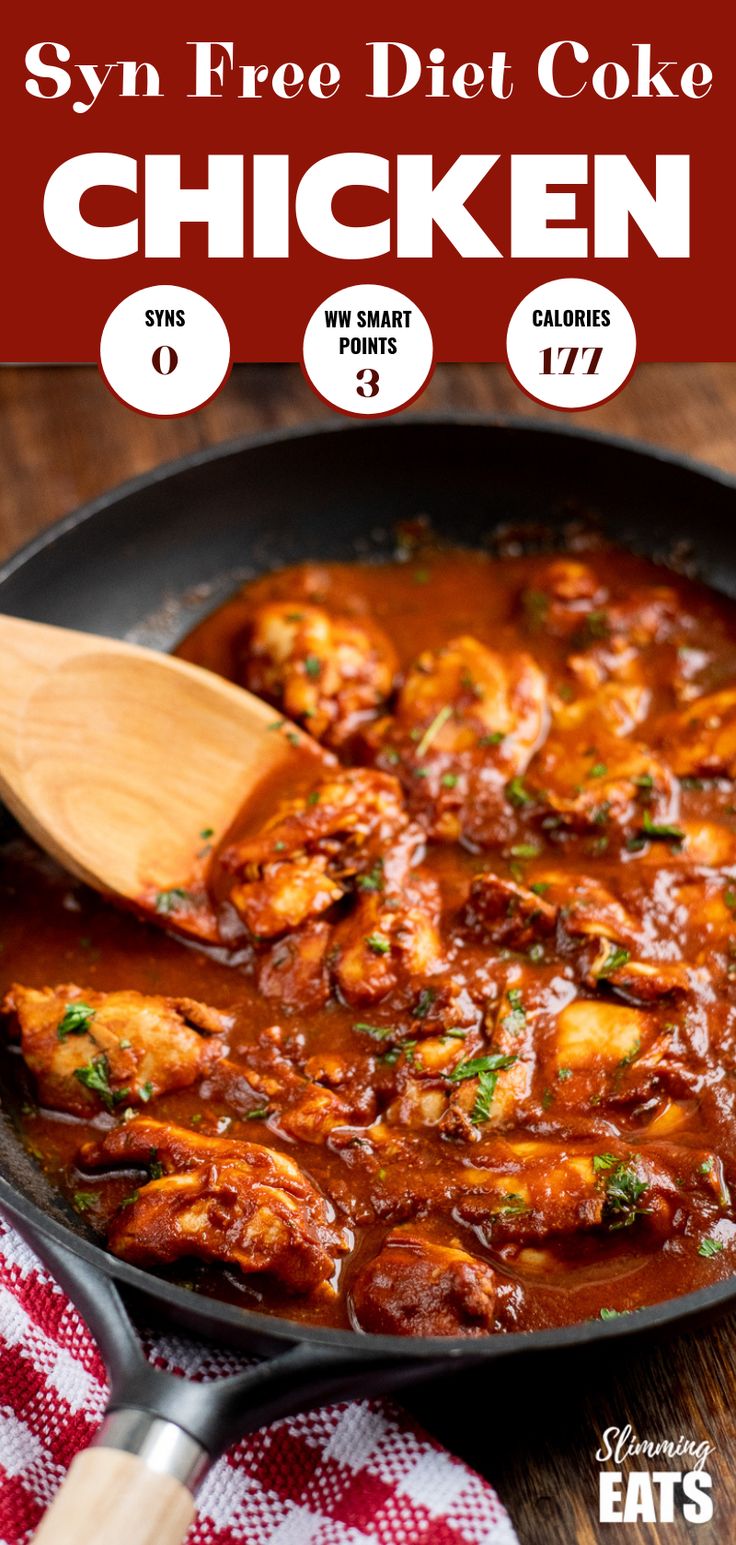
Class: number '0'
152,346,179,376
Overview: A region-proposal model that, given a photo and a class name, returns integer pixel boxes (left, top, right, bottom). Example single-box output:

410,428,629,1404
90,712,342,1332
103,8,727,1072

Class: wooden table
2,362,736,1544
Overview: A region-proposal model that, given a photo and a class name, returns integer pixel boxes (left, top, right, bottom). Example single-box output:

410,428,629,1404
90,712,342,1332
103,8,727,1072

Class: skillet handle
30,1410,208,1545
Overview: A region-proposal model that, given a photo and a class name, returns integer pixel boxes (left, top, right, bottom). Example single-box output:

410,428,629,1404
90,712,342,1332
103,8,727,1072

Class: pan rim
3,409,736,593
2,410,736,1361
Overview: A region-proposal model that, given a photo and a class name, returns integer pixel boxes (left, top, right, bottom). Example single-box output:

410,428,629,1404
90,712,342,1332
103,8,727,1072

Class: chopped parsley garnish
510,842,540,859
149,1161,165,1180
366,933,391,955
588,762,608,780
592,1152,619,1172
594,944,631,978
57,1002,96,1040
698,1237,724,1258
632,774,654,792
599,1160,649,1229
357,861,384,893
353,1022,395,1040
199,827,214,840
414,987,436,1019
303,655,321,678
74,1054,127,1112
267,719,286,731
541,1086,554,1109
530,881,550,896
306,790,320,806
494,1192,529,1216
154,888,190,915
557,1067,573,1081
441,772,459,789
244,1105,272,1121
138,1081,153,1103
478,731,504,748
72,1191,97,1211
415,704,454,758
640,812,685,844
528,942,545,962
120,1191,140,1209
500,988,526,1033
700,1157,714,1174
599,1307,623,1320
447,1052,518,1119
448,1053,518,1085
505,776,534,808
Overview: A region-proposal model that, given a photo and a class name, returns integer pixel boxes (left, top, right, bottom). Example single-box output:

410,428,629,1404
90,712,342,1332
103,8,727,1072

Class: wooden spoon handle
30,1447,196,1545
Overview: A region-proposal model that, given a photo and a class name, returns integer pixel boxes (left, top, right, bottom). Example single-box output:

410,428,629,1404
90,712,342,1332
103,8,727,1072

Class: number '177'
540,346,603,376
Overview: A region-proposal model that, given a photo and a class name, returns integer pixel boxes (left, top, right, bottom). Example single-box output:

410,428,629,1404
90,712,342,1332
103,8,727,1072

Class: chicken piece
393,635,546,770
231,854,343,939
81,1118,346,1293
656,688,736,778
350,1232,497,1336
584,945,690,1004
238,600,398,746
538,874,638,947
555,998,650,1072
552,681,651,739
203,1050,364,1144
332,874,442,1006
222,768,416,937
520,560,608,640
367,637,547,843
2,985,229,1117
257,920,332,1010
456,1145,676,1246
530,734,677,838
463,872,557,949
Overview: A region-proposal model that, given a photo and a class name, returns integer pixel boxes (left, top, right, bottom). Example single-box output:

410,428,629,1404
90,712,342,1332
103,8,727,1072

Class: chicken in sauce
3,540,736,1338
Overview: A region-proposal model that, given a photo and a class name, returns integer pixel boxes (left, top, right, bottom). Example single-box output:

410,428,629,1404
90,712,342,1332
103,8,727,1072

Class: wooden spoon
0,614,328,933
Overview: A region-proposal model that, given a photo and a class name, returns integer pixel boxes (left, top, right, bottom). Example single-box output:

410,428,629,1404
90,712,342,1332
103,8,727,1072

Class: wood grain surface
2,362,736,1544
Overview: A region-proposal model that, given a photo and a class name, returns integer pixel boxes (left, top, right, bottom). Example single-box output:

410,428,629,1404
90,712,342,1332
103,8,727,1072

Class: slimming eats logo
596,1426,714,1524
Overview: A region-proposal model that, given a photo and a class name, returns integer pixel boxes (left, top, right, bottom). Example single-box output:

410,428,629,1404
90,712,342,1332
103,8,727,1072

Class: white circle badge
302,284,434,416
506,279,636,410
99,285,231,416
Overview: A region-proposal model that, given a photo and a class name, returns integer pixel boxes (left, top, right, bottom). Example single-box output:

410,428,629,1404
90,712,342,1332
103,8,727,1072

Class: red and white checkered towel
0,1221,517,1545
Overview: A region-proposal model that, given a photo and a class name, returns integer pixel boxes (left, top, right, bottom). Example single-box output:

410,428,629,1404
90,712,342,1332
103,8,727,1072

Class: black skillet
3,416,736,1543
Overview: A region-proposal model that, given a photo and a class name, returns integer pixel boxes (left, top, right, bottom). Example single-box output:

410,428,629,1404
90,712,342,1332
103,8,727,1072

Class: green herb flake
303,655,321,679
557,1067,573,1081
357,861,384,893
599,1307,623,1320
699,1157,714,1174
448,1052,518,1085
600,1160,650,1229
506,776,534,808
698,1237,724,1258
154,888,190,915
74,1054,126,1112
414,988,436,1019
72,1191,97,1212
57,1002,96,1040
588,762,608,780
441,772,459,789
199,827,215,840
138,1081,154,1103
366,933,391,955
120,1190,140,1209
510,842,540,859
478,731,504,748
595,944,631,978
530,881,550,896
245,1105,272,1121
415,704,454,759
640,811,685,844
353,1022,394,1041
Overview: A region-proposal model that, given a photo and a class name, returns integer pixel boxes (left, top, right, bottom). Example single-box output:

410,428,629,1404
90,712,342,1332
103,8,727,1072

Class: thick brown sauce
4,541,736,1335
